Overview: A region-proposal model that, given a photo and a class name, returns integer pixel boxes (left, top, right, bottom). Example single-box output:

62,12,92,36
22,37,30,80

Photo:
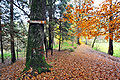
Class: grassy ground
0,42,77,60
93,42,120,57
0,51,26,60
53,42,77,52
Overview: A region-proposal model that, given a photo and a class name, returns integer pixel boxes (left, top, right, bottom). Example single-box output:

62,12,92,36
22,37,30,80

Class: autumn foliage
63,0,120,42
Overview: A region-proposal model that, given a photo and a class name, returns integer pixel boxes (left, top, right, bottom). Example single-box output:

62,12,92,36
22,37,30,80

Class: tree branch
6,0,30,17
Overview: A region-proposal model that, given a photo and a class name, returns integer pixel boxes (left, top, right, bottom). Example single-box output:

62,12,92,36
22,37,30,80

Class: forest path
0,44,120,79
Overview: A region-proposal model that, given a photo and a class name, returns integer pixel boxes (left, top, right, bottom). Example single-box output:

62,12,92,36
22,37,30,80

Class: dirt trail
0,44,120,79
73,44,120,63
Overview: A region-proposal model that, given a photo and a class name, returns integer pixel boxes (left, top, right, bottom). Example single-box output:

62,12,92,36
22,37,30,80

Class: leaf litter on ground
0,44,120,79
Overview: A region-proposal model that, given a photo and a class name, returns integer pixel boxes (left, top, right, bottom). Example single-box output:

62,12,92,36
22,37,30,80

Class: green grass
0,52,11,59
53,44,59,49
93,42,120,57
53,42,77,52
0,50,26,60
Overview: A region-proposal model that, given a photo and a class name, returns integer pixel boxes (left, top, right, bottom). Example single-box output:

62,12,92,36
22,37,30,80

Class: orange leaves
105,36,109,40
63,0,120,42
91,1,94,4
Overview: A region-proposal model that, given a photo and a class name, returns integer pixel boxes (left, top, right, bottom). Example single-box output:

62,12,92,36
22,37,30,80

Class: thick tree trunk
92,36,97,48
10,0,16,63
0,5,4,63
25,0,50,73
108,0,113,55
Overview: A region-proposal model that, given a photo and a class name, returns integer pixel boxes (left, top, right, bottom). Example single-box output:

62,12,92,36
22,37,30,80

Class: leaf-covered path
0,44,120,79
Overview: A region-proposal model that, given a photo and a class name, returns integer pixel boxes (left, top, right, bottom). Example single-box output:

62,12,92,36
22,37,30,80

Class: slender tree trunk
17,38,18,59
77,0,81,45
85,37,87,45
72,39,74,46
108,0,113,55
48,22,52,50
44,34,48,58
108,35,113,55
51,41,53,55
77,35,80,45
58,21,61,51
48,2,53,55
92,36,97,48
0,5,4,63
48,2,52,50
25,0,50,73
10,0,16,63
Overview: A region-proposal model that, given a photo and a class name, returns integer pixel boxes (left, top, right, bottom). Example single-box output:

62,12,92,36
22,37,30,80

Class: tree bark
10,0,16,63
108,0,113,55
77,0,81,45
0,4,4,63
48,20,52,50
25,0,51,73
16,38,18,59
92,36,97,48
44,33,48,58
85,37,87,45
48,0,53,55
77,37,80,45
58,21,61,51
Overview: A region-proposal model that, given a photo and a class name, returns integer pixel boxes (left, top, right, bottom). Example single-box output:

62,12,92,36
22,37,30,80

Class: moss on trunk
24,0,51,74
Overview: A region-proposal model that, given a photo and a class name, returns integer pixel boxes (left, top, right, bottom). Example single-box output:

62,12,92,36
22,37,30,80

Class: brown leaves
0,47,120,79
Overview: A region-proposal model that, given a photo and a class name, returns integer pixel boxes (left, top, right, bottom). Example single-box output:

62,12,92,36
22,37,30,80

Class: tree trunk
48,0,52,50
48,1,53,55
92,36,97,48
72,39,74,46
51,33,53,55
58,21,61,51
25,0,51,73
77,0,81,45
108,36,113,55
48,22,52,50
0,5,4,63
16,38,18,59
85,37,87,45
108,0,113,55
44,34,48,58
77,37,80,45
10,0,16,63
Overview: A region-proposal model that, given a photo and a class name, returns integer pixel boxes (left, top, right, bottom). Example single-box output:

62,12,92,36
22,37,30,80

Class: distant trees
0,0,28,63
57,0,71,51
